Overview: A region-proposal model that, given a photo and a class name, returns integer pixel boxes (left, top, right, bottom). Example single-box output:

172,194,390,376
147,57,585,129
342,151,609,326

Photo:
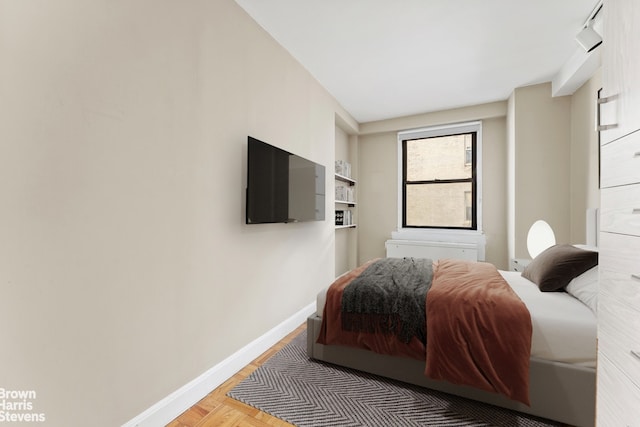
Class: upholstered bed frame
307,313,595,427
309,211,600,426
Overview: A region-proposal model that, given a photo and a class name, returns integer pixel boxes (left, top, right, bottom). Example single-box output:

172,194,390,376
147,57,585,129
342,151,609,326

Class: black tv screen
246,136,325,224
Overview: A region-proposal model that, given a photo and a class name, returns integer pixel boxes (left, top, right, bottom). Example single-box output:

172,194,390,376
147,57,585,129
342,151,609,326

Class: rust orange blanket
426,259,532,405
316,258,532,405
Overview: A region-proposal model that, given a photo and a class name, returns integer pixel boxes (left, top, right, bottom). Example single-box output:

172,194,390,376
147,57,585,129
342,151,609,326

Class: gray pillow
522,244,598,292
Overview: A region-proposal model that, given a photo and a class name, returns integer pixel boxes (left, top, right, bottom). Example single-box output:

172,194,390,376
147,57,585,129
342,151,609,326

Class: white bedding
315,269,597,368
501,270,597,367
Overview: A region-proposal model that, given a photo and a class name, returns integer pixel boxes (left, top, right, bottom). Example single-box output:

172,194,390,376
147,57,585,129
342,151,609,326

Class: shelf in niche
335,200,356,206
335,173,356,185
335,224,357,229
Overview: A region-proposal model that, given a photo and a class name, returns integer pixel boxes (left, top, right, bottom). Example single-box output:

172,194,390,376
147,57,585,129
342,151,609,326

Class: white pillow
565,266,598,314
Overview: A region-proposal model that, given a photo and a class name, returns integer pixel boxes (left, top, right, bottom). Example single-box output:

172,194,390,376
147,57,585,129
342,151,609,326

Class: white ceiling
234,0,600,123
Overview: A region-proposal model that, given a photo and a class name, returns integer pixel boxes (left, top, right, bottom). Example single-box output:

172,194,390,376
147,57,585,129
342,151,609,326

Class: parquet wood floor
166,324,305,427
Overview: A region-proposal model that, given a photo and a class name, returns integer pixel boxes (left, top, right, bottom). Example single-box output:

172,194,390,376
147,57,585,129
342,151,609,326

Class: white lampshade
527,220,556,259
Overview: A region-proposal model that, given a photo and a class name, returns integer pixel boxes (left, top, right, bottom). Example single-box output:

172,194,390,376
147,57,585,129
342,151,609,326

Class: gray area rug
227,330,563,427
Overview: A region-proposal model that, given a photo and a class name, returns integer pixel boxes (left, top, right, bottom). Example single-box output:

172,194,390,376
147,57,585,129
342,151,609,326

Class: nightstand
510,258,531,272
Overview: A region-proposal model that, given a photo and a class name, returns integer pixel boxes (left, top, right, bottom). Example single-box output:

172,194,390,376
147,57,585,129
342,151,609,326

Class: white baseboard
121,301,316,427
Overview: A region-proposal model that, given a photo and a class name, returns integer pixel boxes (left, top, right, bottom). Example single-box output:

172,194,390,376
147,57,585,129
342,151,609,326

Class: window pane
406,182,472,227
406,134,472,181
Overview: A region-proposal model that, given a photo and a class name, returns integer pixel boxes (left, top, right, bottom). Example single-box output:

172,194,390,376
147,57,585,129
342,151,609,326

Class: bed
307,244,598,427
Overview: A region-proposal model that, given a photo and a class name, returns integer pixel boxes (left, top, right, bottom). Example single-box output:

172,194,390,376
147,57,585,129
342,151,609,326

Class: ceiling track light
575,23,603,52
575,1,603,53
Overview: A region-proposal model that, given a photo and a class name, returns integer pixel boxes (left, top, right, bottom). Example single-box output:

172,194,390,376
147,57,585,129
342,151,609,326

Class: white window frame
393,121,484,245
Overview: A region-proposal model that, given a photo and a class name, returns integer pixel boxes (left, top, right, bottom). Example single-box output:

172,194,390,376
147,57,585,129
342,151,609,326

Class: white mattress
315,270,597,368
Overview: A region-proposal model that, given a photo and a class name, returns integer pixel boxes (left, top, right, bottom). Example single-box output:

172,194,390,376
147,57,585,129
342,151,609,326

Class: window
398,122,481,230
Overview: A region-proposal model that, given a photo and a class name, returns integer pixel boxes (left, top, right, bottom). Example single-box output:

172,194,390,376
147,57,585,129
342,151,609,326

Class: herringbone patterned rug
228,330,562,427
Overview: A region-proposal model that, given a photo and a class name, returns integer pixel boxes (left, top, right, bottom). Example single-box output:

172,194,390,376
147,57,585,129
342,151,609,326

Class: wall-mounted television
246,136,325,224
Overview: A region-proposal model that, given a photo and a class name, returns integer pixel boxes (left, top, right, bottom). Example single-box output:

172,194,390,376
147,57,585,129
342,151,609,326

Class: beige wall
357,131,400,263
510,83,572,259
0,1,353,426
507,78,600,260
482,117,509,268
357,104,509,269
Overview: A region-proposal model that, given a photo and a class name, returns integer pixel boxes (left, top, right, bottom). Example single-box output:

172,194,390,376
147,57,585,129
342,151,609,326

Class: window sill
393,228,484,239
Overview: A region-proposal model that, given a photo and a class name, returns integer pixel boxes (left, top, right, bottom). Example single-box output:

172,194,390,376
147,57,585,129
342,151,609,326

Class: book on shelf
335,185,355,203
335,209,353,226
335,160,352,178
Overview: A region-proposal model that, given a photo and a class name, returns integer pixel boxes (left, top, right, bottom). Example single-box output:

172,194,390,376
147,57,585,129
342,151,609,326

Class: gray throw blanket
341,257,433,343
